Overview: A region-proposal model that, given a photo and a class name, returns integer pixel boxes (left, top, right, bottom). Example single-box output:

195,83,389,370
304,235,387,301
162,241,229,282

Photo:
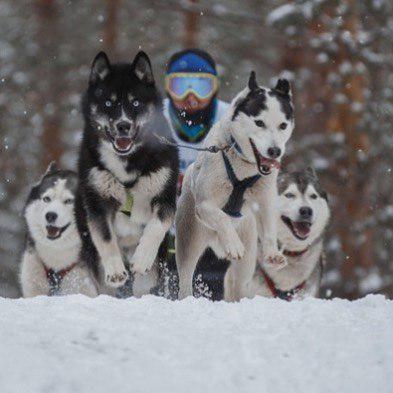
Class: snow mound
1,295,392,393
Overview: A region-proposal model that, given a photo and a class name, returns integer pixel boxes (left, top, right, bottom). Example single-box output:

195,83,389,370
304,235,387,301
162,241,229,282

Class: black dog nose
267,147,281,159
45,212,58,223
299,206,313,219
116,121,131,134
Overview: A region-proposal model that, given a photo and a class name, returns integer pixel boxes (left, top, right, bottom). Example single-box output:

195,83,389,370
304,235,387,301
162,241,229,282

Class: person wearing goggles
163,49,229,181
163,49,229,300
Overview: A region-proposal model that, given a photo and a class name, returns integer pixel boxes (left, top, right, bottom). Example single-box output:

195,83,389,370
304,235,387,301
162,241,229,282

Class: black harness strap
45,269,64,296
221,151,261,217
44,262,78,296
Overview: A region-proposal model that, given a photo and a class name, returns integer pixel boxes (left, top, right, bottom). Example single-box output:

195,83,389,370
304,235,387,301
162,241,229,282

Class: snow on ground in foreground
0,295,392,393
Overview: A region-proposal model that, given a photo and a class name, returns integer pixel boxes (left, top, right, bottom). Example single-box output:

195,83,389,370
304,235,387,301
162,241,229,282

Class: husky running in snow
230,168,330,301
176,72,295,301
20,162,98,297
75,51,178,296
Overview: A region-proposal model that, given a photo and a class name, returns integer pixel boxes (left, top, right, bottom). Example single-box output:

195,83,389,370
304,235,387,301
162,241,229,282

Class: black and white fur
176,72,295,301
241,168,330,299
20,163,97,297
76,51,178,295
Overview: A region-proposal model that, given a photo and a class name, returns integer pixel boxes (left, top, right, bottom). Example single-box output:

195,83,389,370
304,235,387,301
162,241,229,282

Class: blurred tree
269,0,393,298
183,0,199,48
34,0,63,168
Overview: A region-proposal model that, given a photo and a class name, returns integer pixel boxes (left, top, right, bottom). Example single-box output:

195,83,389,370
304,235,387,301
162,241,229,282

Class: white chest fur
35,238,81,271
89,163,171,240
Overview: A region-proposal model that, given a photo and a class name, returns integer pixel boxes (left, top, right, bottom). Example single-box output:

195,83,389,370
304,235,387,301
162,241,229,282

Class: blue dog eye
105,100,112,107
133,100,139,107
285,192,295,199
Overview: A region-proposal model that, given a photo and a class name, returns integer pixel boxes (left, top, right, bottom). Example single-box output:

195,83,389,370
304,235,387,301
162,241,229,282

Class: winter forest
0,0,392,300
1,1,393,392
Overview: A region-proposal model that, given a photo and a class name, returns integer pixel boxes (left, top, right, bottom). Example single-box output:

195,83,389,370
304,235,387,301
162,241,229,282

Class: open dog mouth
46,223,71,240
249,139,280,175
106,128,139,155
281,215,311,240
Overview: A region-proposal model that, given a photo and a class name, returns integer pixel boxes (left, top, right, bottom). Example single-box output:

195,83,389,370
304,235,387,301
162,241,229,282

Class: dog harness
258,265,306,301
121,189,134,217
221,151,260,217
43,262,79,296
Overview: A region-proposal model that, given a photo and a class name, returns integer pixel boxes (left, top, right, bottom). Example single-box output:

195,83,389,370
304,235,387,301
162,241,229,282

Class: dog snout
116,121,131,134
45,212,58,223
267,146,281,159
299,206,313,219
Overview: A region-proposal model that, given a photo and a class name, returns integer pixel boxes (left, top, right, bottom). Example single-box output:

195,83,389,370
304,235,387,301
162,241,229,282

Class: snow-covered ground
0,295,392,393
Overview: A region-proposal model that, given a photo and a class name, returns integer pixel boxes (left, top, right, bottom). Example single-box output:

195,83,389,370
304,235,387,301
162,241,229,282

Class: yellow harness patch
120,189,134,218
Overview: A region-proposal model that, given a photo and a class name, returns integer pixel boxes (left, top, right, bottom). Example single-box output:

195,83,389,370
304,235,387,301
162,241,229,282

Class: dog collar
283,247,309,257
43,262,79,296
258,265,306,301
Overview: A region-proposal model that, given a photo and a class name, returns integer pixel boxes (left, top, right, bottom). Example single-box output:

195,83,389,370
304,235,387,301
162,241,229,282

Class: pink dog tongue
293,221,311,237
115,137,132,151
47,226,60,237
259,155,281,170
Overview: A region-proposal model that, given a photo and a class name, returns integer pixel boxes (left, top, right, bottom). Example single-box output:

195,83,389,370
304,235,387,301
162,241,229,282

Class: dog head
24,162,79,247
278,167,330,248
83,51,160,156
230,72,294,174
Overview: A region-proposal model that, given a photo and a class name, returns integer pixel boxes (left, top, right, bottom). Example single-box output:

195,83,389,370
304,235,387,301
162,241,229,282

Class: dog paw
265,253,287,269
220,231,245,260
104,258,128,287
105,270,128,287
131,254,155,276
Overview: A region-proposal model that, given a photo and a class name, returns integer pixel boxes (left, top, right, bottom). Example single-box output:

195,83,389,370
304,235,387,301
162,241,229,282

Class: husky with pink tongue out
76,51,178,296
246,168,330,300
20,162,98,297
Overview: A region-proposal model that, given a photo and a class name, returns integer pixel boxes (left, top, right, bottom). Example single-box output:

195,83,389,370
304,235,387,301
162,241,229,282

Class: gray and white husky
20,162,98,297
176,72,295,300
231,168,330,300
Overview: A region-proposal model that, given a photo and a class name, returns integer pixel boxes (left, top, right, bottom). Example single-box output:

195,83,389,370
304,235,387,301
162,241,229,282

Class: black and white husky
176,72,294,301
236,168,330,300
20,162,97,297
76,51,178,295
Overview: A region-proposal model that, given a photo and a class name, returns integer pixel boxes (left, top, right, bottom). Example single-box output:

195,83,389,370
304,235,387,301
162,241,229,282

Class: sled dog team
20,51,330,301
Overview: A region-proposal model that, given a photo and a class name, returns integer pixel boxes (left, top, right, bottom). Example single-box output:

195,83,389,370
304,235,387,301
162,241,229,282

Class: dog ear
44,161,58,176
306,166,318,179
273,79,291,96
248,71,258,91
90,51,111,84
132,51,154,85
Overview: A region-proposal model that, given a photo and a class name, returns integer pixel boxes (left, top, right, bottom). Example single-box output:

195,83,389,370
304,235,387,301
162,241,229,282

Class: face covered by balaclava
166,49,218,143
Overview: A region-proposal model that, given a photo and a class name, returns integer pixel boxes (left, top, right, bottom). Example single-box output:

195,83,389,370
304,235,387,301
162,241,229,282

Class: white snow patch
0,295,392,393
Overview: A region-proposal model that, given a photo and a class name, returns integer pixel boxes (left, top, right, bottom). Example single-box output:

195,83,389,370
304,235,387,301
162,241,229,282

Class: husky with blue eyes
234,168,330,301
20,162,98,297
76,51,178,296
176,72,295,301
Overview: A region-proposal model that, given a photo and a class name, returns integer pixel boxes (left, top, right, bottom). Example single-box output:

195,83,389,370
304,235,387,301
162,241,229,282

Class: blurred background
0,0,392,299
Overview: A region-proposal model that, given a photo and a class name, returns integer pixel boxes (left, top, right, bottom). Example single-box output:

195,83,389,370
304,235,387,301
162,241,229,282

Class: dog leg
20,251,50,297
88,218,128,288
175,186,208,299
256,174,286,269
131,215,172,275
225,214,257,302
195,201,245,260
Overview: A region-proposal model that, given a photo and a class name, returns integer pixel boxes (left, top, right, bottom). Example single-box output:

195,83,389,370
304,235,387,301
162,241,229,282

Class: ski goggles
165,73,218,100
